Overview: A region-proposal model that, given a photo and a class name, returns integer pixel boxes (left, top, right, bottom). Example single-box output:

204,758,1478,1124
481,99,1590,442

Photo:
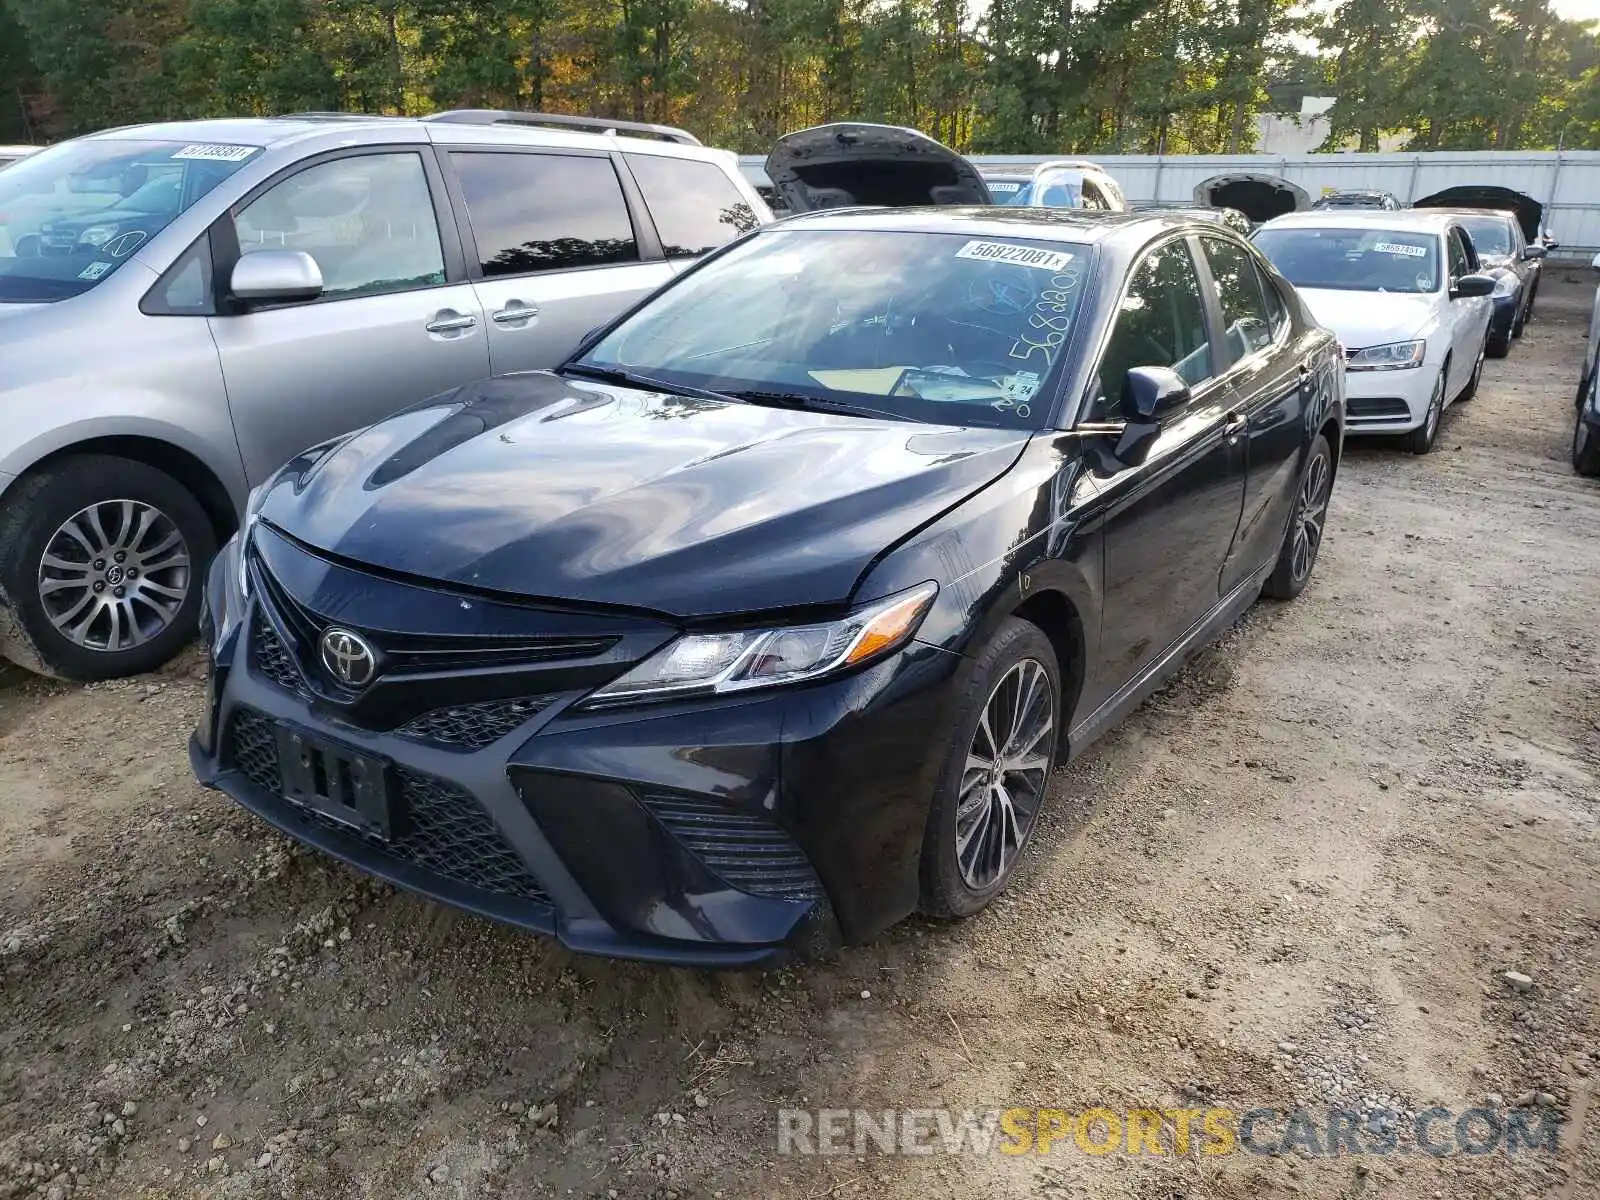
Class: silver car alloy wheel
1290,450,1331,584
37,499,192,652
956,658,1055,890
1424,372,1443,443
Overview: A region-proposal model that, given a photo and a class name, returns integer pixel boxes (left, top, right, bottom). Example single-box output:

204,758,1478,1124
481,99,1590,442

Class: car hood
765,122,992,213
1294,288,1438,349
1414,187,1543,242
42,204,162,232
257,372,1032,617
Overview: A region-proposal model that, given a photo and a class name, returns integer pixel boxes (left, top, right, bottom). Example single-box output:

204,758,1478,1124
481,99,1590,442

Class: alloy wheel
1290,450,1331,584
955,658,1055,890
1424,374,1442,443
36,499,192,652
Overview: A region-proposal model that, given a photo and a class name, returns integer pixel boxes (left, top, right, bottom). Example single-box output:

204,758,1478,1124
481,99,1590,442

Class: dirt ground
3,277,1598,1200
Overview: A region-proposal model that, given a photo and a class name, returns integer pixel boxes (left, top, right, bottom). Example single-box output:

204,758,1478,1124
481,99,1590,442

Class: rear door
1446,225,1490,390
1197,235,1311,594
621,152,763,275
442,149,674,376
208,147,490,484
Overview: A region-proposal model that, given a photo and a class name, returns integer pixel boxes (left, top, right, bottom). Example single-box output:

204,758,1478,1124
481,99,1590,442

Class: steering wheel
965,268,1035,317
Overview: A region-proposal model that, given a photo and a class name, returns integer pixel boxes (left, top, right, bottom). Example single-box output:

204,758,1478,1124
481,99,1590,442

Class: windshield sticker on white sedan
77,261,113,281
987,181,1023,194
956,240,1074,272
1372,242,1426,257
172,143,261,163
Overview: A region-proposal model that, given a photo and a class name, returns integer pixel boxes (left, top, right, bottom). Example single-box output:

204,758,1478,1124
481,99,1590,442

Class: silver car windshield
0,138,260,302
1253,226,1442,294
576,228,1094,430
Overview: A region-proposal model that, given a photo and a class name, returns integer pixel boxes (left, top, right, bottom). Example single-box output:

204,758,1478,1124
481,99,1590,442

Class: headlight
585,581,938,706
1345,340,1426,371
1491,271,1518,298
237,482,270,598
77,223,119,248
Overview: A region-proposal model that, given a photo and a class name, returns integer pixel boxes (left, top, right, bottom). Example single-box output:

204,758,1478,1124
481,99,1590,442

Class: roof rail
422,109,701,146
277,112,394,122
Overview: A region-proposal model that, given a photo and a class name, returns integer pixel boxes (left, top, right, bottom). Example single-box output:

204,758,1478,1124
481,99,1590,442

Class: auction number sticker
173,143,261,163
956,240,1074,272
1372,241,1426,257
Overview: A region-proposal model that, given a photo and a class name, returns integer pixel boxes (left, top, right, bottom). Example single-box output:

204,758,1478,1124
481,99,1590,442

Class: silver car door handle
492,302,540,324
425,312,478,333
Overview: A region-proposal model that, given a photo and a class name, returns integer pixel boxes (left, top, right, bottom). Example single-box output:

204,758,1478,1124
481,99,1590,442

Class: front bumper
191,561,962,967
1341,362,1438,434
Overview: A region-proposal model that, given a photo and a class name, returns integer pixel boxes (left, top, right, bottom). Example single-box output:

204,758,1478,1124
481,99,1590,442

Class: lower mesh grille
225,709,550,905
396,697,554,751
638,790,823,900
1347,396,1412,420
253,621,308,697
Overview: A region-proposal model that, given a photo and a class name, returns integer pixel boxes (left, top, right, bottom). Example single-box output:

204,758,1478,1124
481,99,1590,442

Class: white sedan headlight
76,223,119,248
1345,340,1426,371
586,582,938,706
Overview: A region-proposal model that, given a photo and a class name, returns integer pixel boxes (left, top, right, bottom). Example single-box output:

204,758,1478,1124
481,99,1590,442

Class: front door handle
492,301,540,325
1224,409,1247,444
425,310,478,334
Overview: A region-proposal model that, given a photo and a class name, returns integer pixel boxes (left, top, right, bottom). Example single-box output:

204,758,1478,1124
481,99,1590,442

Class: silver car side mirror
230,249,324,303
1590,251,1600,273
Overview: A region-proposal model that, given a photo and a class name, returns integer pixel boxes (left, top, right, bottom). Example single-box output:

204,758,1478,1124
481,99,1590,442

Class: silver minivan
0,111,768,680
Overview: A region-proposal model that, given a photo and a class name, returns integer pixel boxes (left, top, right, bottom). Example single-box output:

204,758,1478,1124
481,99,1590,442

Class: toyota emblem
319,627,377,689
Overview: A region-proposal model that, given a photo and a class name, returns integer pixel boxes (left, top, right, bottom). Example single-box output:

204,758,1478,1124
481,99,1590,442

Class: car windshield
574,228,1093,429
1457,215,1513,257
999,169,1084,209
1252,226,1441,294
0,138,259,302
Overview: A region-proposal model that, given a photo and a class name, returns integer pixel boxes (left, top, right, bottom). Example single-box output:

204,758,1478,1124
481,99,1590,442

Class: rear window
450,152,639,276
625,154,759,258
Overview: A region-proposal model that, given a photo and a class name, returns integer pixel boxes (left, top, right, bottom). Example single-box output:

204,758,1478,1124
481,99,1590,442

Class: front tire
0,455,216,680
1575,412,1600,478
1407,369,1445,455
1262,434,1332,600
919,617,1061,919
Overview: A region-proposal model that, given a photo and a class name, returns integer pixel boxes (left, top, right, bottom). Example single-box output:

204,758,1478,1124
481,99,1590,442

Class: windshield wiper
559,363,735,405
725,389,912,423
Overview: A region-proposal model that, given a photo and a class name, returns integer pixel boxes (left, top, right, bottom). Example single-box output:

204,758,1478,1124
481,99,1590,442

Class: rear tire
1263,434,1332,601
1487,329,1512,359
1575,412,1600,478
0,455,216,681
1456,340,1486,402
918,617,1061,919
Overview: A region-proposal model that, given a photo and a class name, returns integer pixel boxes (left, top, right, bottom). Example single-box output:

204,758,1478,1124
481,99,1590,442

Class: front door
1445,226,1489,395
444,150,674,377
209,149,490,485
1084,236,1247,710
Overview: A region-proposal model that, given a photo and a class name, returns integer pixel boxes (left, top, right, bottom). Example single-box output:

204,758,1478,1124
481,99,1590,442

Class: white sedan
1253,210,1495,454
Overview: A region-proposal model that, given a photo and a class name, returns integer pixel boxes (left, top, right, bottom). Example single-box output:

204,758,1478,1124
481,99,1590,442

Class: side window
625,154,760,258
1257,262,1290,339
1080,180,1107,211
1094,239,1216,416
142,234,215,316
1200,237,1275,361
451,152,639,276
232,153,446,300
1447,230,1471,280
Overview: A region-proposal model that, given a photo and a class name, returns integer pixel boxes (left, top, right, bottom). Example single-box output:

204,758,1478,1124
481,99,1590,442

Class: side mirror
1522,245,1548,261
1590,251,1600,273
1108,366,1189,468
230,249,323,304
1451,273,1495,299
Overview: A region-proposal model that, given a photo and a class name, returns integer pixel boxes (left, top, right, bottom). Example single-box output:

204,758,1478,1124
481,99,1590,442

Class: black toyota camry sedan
191,208,1345,966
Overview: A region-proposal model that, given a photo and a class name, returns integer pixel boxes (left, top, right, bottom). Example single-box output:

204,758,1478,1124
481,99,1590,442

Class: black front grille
396,696,555,752
1347,396,1412,419
225,710,550,905
253,620,308,697
638,790,823,900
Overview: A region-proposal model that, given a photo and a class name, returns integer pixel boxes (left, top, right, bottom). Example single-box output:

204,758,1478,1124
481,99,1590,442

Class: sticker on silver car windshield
956,240,1074,272
172,143,261,163
77,261,113,281
1372,242,1426,257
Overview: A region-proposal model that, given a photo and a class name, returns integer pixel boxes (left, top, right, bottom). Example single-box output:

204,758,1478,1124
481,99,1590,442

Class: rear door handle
492,301,540,325
425,311,477,334
1224,409,1247,429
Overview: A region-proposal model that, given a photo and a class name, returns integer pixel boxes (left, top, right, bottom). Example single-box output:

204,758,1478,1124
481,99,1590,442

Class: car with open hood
1418,208,1546,357
764,122,994,212
191,207,1344,965
1253,210,1494,454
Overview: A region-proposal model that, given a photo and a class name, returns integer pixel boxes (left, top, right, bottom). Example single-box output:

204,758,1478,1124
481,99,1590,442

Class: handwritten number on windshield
1010,272,1079,363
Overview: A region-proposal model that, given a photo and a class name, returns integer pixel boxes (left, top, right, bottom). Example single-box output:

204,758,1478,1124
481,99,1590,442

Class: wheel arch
1010,586,1088,757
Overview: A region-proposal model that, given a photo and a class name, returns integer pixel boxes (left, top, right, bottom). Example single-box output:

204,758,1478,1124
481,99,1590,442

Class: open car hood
1414,186,1543,242
765,123,992,214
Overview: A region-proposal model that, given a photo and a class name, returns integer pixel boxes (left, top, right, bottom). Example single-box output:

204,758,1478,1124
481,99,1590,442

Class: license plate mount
274,723,393,840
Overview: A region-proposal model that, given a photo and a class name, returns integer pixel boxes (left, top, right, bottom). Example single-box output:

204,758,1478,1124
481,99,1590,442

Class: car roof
1420,207,1518,224
1260,210,1458,234
71,115,713,159
772,206,1211,246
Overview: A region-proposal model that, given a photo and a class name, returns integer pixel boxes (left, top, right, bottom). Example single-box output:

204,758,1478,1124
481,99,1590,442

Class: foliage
0,0,1595,152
